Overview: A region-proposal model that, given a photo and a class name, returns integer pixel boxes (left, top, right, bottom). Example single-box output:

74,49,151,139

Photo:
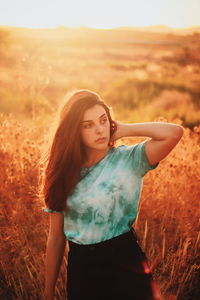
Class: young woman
42,89,183,300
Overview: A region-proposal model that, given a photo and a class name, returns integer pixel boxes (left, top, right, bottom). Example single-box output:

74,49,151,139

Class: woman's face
80,104,111,152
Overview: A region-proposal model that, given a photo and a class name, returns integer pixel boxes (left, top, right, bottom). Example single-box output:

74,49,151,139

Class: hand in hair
109,120,124,142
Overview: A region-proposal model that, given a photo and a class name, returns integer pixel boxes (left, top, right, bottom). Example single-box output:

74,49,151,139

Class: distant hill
2,24,200,36
115,25,200,35
1,25,199,47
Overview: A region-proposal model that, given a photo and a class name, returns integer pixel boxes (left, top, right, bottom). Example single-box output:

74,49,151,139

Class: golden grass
0,26,200,299
0,112,199,300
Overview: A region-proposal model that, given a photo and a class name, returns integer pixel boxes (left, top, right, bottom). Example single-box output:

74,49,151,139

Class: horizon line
1,24,200,31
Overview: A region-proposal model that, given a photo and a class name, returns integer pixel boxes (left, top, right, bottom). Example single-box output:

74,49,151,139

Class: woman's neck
83,146,111,168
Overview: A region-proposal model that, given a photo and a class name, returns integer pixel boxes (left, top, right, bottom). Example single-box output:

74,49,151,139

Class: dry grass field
0,26,199,300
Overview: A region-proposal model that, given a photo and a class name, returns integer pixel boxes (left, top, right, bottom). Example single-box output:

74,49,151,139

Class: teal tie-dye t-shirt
43,140,159,245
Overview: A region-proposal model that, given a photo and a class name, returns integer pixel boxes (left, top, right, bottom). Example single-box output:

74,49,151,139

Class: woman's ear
108,120,117,146
111,120,117,136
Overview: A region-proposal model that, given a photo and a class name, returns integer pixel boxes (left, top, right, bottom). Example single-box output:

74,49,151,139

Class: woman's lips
95,137,106,143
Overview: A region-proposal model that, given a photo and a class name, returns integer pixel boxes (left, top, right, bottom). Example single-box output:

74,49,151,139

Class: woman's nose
95,124,103,133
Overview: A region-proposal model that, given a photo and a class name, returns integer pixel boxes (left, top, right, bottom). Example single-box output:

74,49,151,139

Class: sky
1,0,200,29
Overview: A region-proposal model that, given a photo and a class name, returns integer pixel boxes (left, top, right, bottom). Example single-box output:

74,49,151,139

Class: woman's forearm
118,122,183,140
44,235,66,294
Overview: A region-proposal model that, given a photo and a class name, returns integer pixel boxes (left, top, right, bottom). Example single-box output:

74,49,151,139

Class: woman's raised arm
111,121,183,166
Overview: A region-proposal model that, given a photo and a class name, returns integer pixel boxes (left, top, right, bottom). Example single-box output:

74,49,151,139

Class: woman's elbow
171,125,184,140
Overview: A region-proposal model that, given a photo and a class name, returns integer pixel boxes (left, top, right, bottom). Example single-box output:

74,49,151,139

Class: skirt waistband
68,227,138,252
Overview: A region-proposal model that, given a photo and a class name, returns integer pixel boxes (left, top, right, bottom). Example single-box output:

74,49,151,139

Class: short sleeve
123,139,160,177
43,207,63,214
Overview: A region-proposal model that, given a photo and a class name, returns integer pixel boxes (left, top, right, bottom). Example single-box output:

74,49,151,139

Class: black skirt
67,228,158,300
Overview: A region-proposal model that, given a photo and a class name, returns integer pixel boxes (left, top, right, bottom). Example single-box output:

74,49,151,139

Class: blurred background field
0,26,200,127
0,26,200,299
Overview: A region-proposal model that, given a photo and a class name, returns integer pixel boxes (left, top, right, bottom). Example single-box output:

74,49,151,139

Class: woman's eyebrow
81,113,106,123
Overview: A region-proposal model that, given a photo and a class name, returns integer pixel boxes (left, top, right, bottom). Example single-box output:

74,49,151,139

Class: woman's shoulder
108,144,135,162
112,143,138,153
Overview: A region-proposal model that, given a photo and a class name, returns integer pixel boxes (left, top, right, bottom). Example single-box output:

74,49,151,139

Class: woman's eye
83,123,92,129
101,118,107,124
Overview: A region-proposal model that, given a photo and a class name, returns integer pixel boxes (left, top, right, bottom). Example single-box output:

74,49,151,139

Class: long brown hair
40,89,116,213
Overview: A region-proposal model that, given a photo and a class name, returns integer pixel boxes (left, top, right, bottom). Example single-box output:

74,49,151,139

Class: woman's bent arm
114,121,183,141
44,213,66,299
111,121,183,166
